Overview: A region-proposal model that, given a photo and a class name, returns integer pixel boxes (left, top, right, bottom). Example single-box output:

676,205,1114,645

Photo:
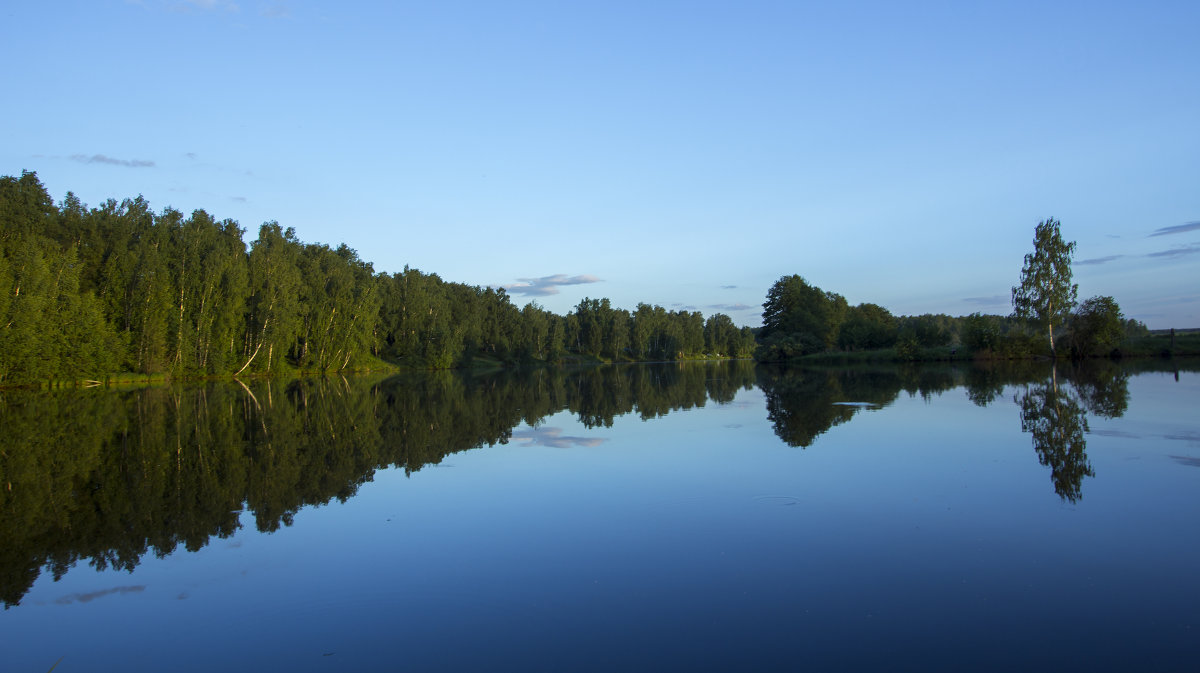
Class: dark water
2,360,1198,672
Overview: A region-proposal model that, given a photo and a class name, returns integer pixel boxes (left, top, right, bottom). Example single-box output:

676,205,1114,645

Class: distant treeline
754,274,1155,362
0,172,755,385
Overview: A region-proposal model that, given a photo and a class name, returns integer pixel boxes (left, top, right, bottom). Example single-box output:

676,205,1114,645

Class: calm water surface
2,361,1198,672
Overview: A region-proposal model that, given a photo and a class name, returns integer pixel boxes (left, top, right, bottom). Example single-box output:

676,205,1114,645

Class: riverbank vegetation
5,174,1188,385
0,172,755,386
755,218,1192,364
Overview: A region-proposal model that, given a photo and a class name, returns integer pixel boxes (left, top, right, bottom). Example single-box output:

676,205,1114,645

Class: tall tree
759,275,846,357
1012,218,1077,356
240,222,303,374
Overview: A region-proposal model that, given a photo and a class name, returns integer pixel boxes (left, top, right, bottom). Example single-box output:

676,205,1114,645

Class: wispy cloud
503,274,601,296
231,196,247,203
261,2,292,18
1149,222,1200,237
176,0,239,11
511,427,606,449
1147,243,1200,259
963,295,1007,306
708,303,755,312
1076,255,1126,266
70,154,155,168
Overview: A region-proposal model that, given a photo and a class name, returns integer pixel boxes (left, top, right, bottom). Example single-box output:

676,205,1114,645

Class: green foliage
1012,218,1078,355
759,275,847,359
899,313,954,347
894,334,920,361
241,222,303,374
0,171,783,382
0,174,122,384
294,243,381,371
838,303,897,351
705,312,742,356
755,331,826,362
1068,296,1124,359
1122,318,1150,340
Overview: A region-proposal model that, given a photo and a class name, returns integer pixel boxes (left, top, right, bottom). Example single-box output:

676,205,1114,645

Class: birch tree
1012,218,1077,356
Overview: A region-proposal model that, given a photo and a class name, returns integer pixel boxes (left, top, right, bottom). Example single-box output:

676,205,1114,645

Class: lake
2,360,1198,672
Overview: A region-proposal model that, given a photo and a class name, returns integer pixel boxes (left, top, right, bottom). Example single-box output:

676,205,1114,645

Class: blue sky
3,0,1197,328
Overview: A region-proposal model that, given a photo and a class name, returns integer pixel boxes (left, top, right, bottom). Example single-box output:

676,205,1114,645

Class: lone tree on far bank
1012,217,1078,356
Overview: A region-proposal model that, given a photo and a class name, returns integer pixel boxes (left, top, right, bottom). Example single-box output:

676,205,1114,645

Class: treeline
755,274,1150,362
0,361,758,606
0,172,754,385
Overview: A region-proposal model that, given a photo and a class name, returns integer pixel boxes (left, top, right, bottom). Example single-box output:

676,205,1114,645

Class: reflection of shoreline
0,359,1160,607
757,361,1135,503
1010,361,1136,502
0,360,758,608
1017,375,1094,503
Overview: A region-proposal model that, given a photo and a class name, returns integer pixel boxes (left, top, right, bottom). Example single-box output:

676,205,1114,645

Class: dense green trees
1067,296,1124,359
704,313,753,358
756,218,1146,362
0,172,755,385
10,175,1158,379
838,303,897,351
0,173,122,383
757,275,848,359
756,275,963,361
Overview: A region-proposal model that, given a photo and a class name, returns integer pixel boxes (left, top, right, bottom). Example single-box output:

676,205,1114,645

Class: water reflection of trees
757,360,1140,503
1011,361,1133,502
0,360,757,607
757,364,967,448
1016,374,1093,502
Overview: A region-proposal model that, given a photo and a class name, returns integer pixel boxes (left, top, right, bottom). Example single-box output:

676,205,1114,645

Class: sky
2,0,1198,329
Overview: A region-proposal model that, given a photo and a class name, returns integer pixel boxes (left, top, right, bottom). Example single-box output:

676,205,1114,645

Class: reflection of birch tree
1017,368,1093,502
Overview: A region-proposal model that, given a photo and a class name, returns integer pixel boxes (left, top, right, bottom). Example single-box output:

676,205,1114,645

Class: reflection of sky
5,375,1200,671
510,426,607,449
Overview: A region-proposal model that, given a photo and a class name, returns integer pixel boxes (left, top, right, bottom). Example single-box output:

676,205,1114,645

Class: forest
5,171,1183,387
0,172,756,386
753,269,1158,363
